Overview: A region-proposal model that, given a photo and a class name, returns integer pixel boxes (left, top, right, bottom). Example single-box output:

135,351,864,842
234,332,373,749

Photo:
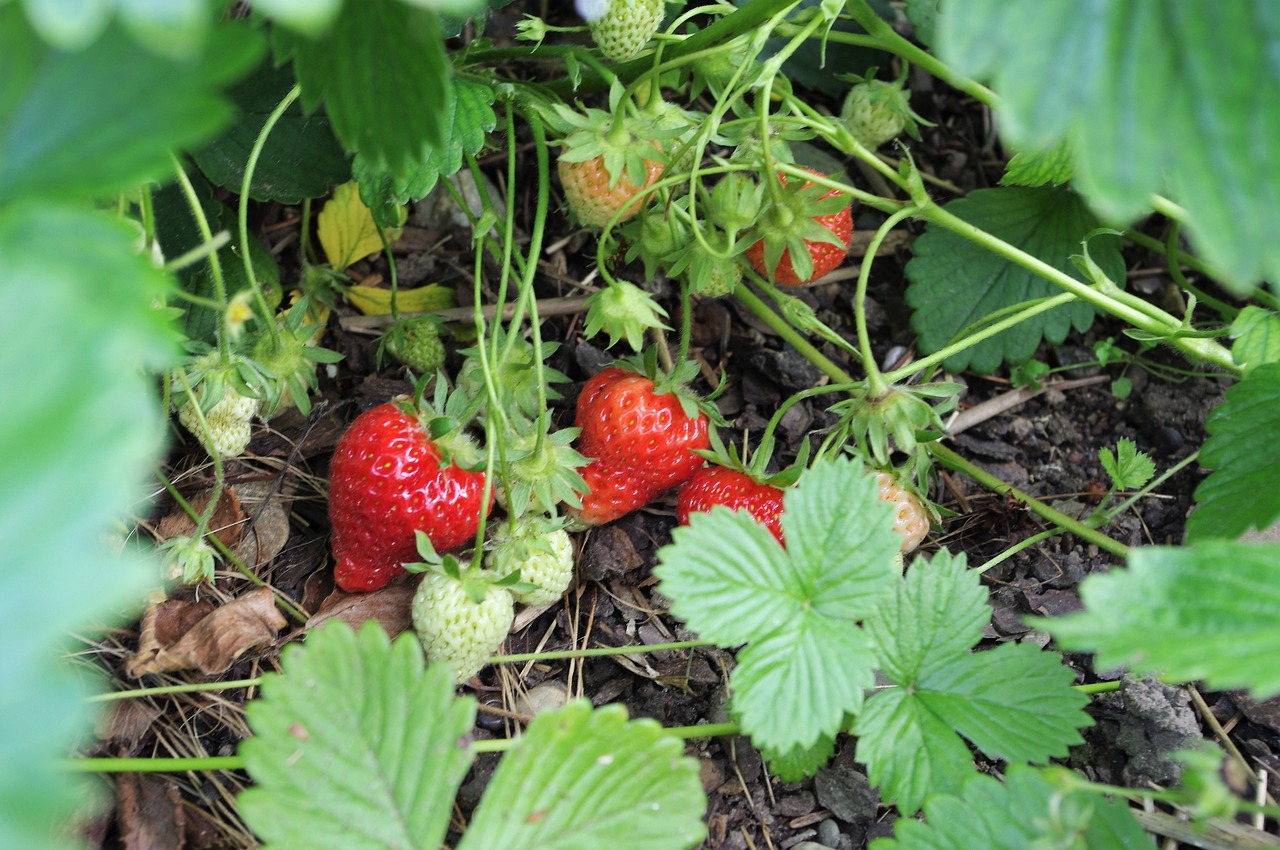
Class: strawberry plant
11,0,1280,848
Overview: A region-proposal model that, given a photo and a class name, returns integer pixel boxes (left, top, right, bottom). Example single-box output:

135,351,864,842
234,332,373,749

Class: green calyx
250,303,342,417
613,347,730,428
583,280,670,351
549,83,675,190
501,414,590,517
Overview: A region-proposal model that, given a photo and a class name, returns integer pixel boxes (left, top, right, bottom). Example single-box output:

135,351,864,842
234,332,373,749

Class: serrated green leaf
762,734,837,783
192,57,351,203
856,551,1090,813
732,616,875,753
1000,139,1073,187
0,12,262,203
238,622,474,850
274,0,449,178
1,204,178,850
905,186,1124,373
939,0,1280,293
1230,306,1280,375
658,509,799,647
458,701,706,850
871,765,1155,850
657,457,901,755
1099,438,1154,491
1041,542,1280,698
1186,364,1280,541
354,77,496,228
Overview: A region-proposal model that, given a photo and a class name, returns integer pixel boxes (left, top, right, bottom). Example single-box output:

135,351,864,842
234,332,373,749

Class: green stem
163,231,231,274
62,756,245,774
170,156,231,361
489,639,714,665
238,83,300,348
916,203,1240,374
854,207,916,394
931,443,1130,559
977,526,1063,574
844,0,998,107
732,282,855,384
1089,450,1200,529
87,678,264,702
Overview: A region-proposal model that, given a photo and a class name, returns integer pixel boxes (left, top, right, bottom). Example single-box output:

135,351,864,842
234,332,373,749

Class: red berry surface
677,466,787,545
745,170,853,286
328,403,494,592
568,367,710,525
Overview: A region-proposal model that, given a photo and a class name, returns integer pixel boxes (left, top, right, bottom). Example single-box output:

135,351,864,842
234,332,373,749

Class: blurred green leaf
1186,364,1280,541
248,0,343,37
458,701,707,850
20,0,114,49
939,0,1280,293
905,187,1124,373
274,0,450,180
192,57,351,203
1040,541,1280,698
0,9,262,203
0,203,179,850
239,622,474,850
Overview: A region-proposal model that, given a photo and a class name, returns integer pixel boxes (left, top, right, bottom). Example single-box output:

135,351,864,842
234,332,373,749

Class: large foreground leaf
939,0,1280,293
1041,542,1280,698
0,205,179,850
238,623,475,849
904,187,1123,373
459,701,706,850
0,9,261,203
1186,364,1280,541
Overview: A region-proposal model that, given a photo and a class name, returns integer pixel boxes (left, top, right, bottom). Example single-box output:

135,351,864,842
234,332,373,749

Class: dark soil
84,15,1280,847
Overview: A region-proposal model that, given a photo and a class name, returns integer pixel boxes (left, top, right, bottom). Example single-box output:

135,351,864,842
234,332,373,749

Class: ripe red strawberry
559,142,664,228
589,0,665,62
677,466,787,545
566,358,714,526
745,169,853,286
328,401,494,592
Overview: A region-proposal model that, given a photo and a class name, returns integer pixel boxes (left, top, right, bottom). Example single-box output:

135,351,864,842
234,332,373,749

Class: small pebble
818,818,841,846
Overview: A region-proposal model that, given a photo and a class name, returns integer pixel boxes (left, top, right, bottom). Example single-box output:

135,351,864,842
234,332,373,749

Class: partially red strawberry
745,169,853,286
559,141,664,227
566,356,716,526
328,400,494,592
677,466,787,545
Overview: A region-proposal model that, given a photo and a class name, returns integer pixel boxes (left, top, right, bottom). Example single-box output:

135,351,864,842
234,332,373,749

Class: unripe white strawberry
589,0,665,62
487,522,575,607
412,569,515,684
840,80,913,150
875,471,929,553
178,388,260,459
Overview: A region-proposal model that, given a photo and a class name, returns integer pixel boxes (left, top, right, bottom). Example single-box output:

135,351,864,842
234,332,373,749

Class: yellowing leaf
347,283,454,316
317,181,403,269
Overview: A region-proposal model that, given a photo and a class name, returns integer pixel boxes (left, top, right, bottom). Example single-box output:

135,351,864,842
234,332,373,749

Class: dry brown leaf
126,587,286,677
95,699,161,751
305,577,418,640
155,487,244,550
231,480,292,568
117,773,185,850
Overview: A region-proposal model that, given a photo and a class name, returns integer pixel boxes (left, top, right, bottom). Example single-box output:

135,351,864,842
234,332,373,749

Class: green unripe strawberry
384,317,445,375
178,386,260,459
487,519,575,607
412,567,515,684
841,79,915,150
590,0,666,62
691,255,741,298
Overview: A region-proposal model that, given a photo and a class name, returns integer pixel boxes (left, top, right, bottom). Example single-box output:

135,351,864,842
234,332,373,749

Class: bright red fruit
328,402,494,592
745,170,853,286
677,466,787,545
568,366,710,526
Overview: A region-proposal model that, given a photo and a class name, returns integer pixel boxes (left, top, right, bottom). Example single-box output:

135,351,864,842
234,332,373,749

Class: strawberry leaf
1186,364,1280,541
238,622,475,850
872,765,1154,850
1229,306,1280,375
855,551,1090,814
656,457,901,756
458,701,707,850
1099,438,1154,491
0,206,179,850
273,0,450,180
1039,542,1280,698
353,77,497,228
999,138,1073,188
905,186,1124,373
939,0,1280,294
0,12,262,203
